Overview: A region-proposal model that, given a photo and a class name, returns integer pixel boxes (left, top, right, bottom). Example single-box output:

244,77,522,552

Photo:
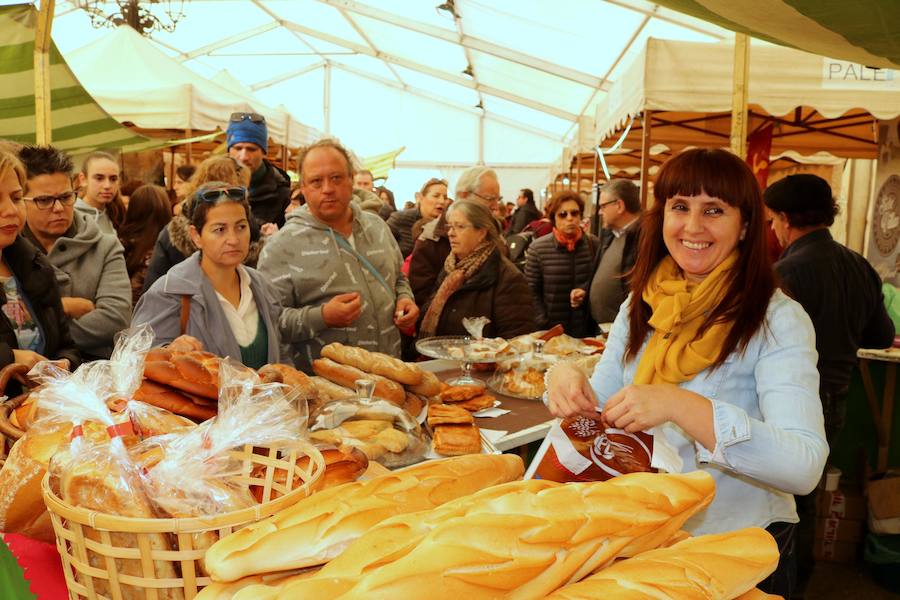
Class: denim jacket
590,289,828,535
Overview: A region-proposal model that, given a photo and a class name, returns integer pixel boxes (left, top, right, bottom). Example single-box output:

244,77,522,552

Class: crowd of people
0,112,894,599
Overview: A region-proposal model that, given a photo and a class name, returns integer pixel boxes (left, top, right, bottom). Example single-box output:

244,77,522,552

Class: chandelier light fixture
76,0,187,35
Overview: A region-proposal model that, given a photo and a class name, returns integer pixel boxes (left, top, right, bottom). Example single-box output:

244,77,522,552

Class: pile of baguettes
311,342,443,416
196,454,782,600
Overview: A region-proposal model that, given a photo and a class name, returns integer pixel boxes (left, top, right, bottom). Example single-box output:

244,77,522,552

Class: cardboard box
815,516,865,543
869,474,900,521
814,537,860,563
817,487,867,520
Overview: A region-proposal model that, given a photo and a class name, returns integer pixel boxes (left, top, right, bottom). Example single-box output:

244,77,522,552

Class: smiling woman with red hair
545,148,828,598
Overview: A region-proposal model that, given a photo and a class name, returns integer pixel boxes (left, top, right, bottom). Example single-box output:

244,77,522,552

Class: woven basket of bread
41,442,325,600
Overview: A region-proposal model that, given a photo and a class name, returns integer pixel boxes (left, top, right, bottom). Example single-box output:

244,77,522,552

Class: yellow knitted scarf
634,252,739,385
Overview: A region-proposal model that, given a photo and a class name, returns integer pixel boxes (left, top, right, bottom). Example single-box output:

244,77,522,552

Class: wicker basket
42,442,325,600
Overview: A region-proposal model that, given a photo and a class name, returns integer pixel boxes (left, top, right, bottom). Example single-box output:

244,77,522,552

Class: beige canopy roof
593,38,900,159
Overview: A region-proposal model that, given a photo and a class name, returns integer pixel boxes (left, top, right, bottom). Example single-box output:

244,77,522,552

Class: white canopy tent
26,0,740,203
65,24,320,147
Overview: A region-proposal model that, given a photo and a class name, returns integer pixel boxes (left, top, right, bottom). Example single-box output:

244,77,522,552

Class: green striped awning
0,3,180,155
654,1,900,69
361,146,405,180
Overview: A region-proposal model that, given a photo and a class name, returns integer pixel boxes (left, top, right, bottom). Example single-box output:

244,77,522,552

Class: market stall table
858,346,900,471
420,359,555,453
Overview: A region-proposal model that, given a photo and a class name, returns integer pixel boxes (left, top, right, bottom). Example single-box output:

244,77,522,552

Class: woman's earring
739,226,747,241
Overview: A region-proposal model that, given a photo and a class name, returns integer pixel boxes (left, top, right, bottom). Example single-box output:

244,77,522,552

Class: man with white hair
408,166,501,306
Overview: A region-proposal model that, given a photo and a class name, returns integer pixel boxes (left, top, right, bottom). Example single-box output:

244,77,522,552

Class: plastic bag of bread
488,351,557,399
309,380,427,468
137,360,309,518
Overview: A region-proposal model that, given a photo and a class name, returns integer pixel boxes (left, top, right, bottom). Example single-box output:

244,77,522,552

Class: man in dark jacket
764,174,895,595
507,188,541,235
576,179,641,327
227,112,291,228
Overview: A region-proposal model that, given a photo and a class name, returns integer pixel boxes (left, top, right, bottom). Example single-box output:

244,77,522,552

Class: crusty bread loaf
321,342,423,385
240,471,715,599
546,527,779,600
133,379,217,421
308,376,355,404
408,369,442,397
143,348,220,399
204,453,525,582
312,358,405,405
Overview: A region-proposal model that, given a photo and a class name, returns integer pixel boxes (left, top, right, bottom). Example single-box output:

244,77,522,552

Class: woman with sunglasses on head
387,178,450,257
419,200,534,340
524,190,599,338
545,149,828,597
0,149,79,372
134,182,286,367
142,155,264,294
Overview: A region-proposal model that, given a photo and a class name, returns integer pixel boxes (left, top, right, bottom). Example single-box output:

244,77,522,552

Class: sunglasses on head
229,112,266,124
194,186,247,204
557,209,581,219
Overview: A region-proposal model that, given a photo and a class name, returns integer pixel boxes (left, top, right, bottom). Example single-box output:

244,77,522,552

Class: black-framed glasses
598,199,619,208
229,112,266,123
557,209,581,219
194,186,247,204
23,191,76,210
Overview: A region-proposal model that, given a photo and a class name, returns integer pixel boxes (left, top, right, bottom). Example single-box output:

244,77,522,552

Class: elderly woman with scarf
545,148,828,598
524,190,599,337
418,201,535,340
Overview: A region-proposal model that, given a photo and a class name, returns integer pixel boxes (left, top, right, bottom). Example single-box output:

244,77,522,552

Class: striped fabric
654,0,900,69
361,146,405,180
0,3,167,155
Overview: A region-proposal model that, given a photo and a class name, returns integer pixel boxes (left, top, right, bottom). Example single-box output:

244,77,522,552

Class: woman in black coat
524,190,599,338
0,148,79,371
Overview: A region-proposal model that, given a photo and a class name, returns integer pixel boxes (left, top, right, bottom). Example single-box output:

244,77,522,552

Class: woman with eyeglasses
387,177,449,257
418,200,534,340
524,190,600,338
142,155,262,294
0,149,79,372
134,182,286,367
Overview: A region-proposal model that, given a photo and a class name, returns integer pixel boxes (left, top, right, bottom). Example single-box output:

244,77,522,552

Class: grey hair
446,200,504,251
454,166,497,198
602,178,641,213
298,138,358,183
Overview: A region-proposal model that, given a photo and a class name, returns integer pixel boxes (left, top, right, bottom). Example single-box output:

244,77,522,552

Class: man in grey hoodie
258,139,419,372
19,145,131,360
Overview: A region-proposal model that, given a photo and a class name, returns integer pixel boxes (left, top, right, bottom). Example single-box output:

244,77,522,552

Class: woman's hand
168,335,204,352
603,384,716,450
570,288,586,308
393,297,419,329
12,349,50,371
546,363,599,419
603,384,675,433
61,296,95,318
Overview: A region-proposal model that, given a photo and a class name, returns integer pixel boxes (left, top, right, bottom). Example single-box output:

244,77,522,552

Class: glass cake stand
416,335,488,387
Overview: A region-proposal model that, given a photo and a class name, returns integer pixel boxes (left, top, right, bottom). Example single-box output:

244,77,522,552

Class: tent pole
591,151,600,236
169,147,176,192
478,112,485,165
730,33,750,159
34,0,55,145
639,109,652,210
186,128,193,164
324,62,332,136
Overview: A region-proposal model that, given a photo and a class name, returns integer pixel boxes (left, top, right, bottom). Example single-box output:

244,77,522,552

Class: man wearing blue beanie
226,112,291,228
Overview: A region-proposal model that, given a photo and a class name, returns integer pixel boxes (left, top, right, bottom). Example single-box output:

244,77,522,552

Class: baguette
408,369,442,397
312,358,405,405
546,527,779,600
309,376,355,404
321,342,423,385
204,453,525,582
241,471,715,600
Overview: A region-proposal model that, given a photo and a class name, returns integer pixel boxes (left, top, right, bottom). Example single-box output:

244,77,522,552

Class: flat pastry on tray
455,393,496,412
433,424,481,456
427,404,474,426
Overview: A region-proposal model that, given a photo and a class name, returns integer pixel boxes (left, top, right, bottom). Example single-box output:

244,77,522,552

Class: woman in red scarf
419,201,534,340
524,191,599,337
